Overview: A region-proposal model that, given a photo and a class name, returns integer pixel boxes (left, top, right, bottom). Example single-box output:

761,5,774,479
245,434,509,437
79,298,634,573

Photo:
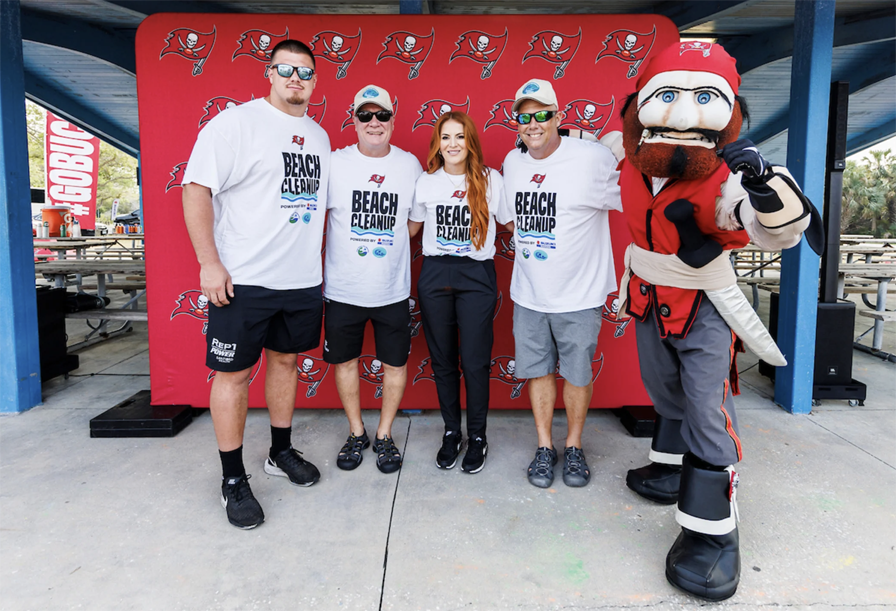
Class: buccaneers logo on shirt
376,29,435,80
369,175,386,188
310,30,361,79
522,28,582,79
165,162,187,193
232,28,289,73
558,98,615,135
198,96,250,128
160,27,216,76
530,174,547,188
595,26,657,79
451,190,466,200
292,135,305,149
412,97,471,131
449,28,508,79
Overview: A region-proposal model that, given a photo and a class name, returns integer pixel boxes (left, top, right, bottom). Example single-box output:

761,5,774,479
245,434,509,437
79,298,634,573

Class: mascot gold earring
601,41,823,601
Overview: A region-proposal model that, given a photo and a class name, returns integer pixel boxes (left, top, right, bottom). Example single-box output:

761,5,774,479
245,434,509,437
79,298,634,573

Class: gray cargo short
512,303,602,387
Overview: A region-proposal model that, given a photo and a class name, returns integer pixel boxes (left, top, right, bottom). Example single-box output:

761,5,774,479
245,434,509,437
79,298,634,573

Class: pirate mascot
601,42,823,600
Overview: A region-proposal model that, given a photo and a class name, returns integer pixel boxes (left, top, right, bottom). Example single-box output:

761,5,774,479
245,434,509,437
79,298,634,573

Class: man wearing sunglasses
182,39,330,529
500,78,622,490
323,85,423,475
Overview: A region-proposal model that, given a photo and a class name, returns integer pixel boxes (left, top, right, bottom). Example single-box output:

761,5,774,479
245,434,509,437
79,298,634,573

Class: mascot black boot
626,414,688,504
665,453,740,601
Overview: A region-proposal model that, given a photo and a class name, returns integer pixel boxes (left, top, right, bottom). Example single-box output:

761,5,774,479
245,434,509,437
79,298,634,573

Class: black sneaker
221,474,264,529
527,446,558,488
264,447,320,486
436,430,462,469
461,435,488,473
373,435,402,474
336,431,370,471
563,446,591,487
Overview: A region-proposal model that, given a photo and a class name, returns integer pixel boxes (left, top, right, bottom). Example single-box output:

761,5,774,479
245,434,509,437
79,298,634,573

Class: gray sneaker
527,446,558,488
563,446,591,487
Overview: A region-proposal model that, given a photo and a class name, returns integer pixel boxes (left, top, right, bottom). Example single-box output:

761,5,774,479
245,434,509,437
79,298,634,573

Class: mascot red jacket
601,41,823,601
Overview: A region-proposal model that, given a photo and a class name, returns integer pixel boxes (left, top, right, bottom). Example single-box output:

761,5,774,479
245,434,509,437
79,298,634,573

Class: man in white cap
499,79,622,489
323,85,422,475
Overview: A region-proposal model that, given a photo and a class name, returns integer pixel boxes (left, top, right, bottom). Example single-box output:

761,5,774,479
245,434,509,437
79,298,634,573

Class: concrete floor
1,291,894,611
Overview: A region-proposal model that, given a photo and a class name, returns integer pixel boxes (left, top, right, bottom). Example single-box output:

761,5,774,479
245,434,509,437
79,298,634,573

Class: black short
323,298,411,367
206,284,322,372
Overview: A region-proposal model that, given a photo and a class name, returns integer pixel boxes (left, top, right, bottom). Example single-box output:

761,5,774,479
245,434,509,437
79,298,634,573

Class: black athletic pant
417,256,497,438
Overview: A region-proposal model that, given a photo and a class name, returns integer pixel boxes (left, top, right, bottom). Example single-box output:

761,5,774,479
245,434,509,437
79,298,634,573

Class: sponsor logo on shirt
357,246,369,257
534,249,548,260
373,247,387,258
289,211,300,224
521,248,531,259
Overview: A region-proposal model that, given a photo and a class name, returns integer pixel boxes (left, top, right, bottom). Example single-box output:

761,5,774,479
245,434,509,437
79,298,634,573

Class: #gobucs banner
310,30,362,79
595,26,657,79
160,27,216,76
136,13,677,410
377,29,435,79
449,28,508,79
522,28,582,79
44,112,100,231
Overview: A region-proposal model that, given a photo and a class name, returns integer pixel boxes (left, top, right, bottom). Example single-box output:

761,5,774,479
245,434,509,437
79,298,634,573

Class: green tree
841,149,896,238
26,99,138,224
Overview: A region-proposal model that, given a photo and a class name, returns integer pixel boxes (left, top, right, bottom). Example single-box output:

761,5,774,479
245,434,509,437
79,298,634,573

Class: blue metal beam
400,1,423,14
0,0,42,413
646,0,753,30
775,0,835,414
749,43,895,146
722,9,895,74
847,117,896,156
24,69,138,156
20,8,136,75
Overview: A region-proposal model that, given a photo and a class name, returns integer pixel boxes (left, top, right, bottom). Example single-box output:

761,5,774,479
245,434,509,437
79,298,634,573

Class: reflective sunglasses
271,64,315,80
356,110,393,123
517,110,556,124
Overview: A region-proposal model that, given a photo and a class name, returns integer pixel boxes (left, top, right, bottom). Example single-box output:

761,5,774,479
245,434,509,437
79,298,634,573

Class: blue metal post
0,0,42,412
399,1,423,14
774,0,835,413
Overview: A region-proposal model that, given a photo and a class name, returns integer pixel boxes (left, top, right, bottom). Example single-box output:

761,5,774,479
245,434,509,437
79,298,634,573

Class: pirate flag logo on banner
595,26,657,79
160,27,216,76
558,98,615,135
484,99,520,132
522,28,582,80
413,357,464,385
170,289,209,334
232,28,289,74
376,29,435,80
601,292,632,338
165,162,187,193
489,356,527,399
412,97,471,131
359,355,385,399
296,354,329,398
342,97,399,131
449,28,508,79
408,296,422,339
310,30,361,80
198,96,252,128
495,230,515,261
307,97,327,124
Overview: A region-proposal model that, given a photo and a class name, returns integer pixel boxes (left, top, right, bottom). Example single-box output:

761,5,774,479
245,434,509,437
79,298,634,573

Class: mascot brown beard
601,41,822,602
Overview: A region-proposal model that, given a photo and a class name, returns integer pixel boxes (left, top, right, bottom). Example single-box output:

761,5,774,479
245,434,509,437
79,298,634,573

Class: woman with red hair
409,112,512,474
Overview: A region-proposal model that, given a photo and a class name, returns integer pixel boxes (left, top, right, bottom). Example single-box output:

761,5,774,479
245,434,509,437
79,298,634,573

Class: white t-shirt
183,98,330,290
500,137,622,313
323,144,423,307
411,168,510,261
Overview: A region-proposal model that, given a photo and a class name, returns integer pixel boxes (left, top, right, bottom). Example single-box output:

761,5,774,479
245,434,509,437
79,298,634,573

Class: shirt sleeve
409,174,427,222
490,170,512,225
596,146,623,212
182,122,237,195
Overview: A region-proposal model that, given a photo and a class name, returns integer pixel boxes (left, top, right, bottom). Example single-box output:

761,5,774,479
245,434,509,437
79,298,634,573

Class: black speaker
760,293,865,402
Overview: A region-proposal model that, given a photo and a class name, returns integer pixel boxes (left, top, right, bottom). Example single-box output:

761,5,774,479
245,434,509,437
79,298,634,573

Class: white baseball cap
512,79,559,113
353,84,393,114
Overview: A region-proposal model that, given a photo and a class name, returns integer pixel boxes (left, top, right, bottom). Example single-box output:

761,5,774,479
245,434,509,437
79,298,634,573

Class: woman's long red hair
426,112,490,251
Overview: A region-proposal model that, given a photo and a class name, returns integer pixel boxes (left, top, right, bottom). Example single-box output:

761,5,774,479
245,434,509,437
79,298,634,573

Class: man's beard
622,102,743,180
286,92,306,106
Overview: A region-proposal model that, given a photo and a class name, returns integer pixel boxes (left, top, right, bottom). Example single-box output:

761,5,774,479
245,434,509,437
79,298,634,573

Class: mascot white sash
619,244,787,366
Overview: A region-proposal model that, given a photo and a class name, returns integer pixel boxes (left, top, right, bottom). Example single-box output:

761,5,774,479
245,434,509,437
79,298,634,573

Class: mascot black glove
719,139,771,183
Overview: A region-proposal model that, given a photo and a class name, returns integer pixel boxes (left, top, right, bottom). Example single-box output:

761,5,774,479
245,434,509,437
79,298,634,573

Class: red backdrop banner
44,112,100,231
135,14,676,409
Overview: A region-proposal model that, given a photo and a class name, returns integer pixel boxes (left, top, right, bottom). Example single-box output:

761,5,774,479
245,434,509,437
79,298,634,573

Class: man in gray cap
500,78,622,489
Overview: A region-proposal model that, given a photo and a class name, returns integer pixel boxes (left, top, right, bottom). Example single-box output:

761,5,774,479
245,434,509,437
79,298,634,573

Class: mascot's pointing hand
719,139,770,182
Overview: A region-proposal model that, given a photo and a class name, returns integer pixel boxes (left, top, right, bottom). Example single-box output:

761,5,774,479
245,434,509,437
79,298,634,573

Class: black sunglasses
356,110,393,123
271,64,315,80
517,110,556,124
